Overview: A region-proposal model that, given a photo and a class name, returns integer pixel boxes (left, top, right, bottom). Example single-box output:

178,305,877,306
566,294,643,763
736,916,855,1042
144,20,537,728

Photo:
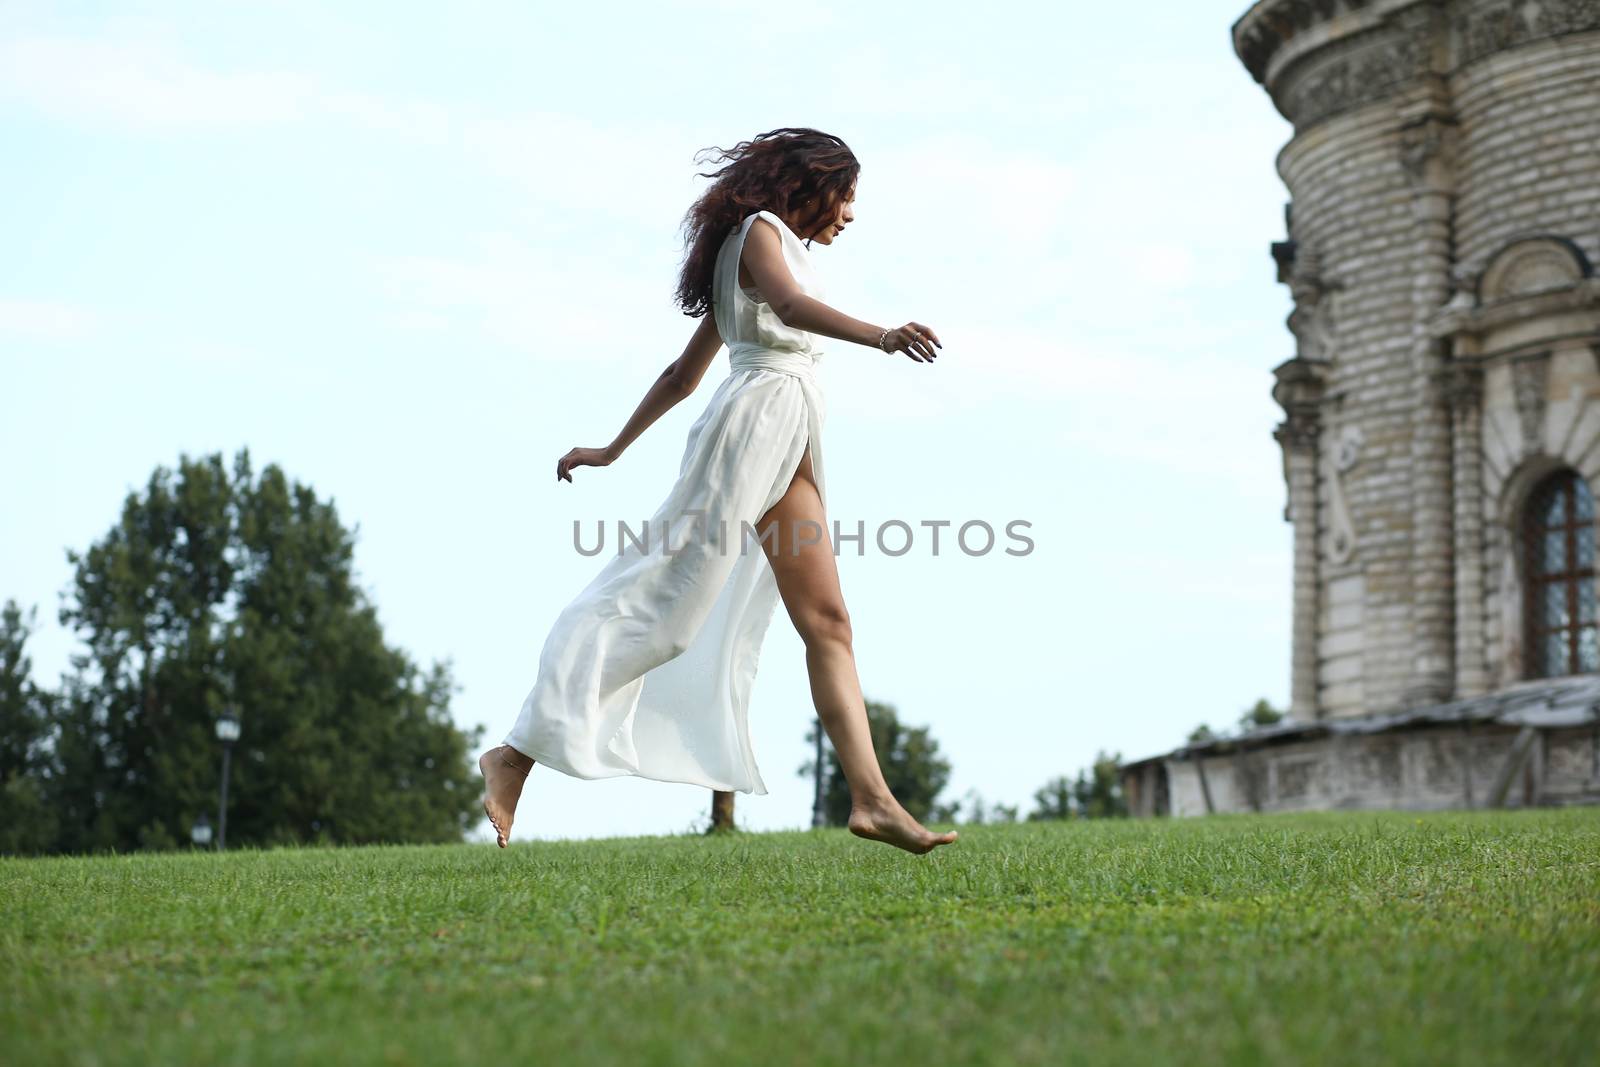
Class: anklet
498,746,532,777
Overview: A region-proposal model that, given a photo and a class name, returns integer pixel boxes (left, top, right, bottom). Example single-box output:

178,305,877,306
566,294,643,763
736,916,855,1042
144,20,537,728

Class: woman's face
804,184,856,245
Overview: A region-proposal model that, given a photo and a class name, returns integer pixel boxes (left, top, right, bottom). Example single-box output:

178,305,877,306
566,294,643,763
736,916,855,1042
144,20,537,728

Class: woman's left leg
480,744,535,848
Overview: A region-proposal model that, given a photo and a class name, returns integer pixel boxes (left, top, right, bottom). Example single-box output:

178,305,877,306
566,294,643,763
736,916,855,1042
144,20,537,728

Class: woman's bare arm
741,216,942,360
558,314,723,482
603,314,725,462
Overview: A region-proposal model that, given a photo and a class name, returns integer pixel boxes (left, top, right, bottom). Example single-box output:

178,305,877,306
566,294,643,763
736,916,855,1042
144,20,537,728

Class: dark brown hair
673,126,859,318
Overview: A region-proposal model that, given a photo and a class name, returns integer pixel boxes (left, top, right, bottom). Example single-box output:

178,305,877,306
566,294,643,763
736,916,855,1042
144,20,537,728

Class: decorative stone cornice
1234,0,1600,132
1281,13,1433,131
1272,355,1330,450
1233,0,1384,85
1478,236,1593,304
1456,0,1600,66
1274,417,1323,452
1426,277,1600,341
1233,0,1410,87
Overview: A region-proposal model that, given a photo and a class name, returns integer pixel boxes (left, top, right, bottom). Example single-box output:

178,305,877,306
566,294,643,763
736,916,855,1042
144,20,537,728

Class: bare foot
847,796,959,855
479,744,535,848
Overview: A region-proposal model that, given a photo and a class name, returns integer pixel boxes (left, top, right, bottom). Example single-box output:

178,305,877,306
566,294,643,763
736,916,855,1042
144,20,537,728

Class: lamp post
190,812,213,850
215,708,241,850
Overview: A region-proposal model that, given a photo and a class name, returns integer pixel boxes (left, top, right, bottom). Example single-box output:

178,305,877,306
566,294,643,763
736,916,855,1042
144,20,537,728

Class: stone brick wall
1453,37,1600,270
1154,724,1598,815
1237,0,1600,719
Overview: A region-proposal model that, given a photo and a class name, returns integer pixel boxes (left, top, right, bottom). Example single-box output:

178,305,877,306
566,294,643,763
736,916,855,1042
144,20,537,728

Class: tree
798,699,951,827
951,788,1018,825
1027,774,1076,821
929,795,961,823
929,789,1009,826
10,447,484,854
1188,699,1284,749
1237,697,1285,733
0,601,59,854
1024,753,1128,822
706,790,736,833
1072,750,1128,818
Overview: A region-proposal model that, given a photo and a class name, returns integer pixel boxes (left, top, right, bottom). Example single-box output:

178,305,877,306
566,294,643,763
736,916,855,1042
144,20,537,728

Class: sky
0,0,1300,843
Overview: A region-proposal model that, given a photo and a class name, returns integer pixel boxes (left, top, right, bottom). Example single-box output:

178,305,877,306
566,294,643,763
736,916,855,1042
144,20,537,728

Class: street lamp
215,708,241,850
190,812,213,849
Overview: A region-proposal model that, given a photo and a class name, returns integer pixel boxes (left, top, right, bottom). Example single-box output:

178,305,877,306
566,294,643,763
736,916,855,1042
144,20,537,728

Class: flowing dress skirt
503,345,826,795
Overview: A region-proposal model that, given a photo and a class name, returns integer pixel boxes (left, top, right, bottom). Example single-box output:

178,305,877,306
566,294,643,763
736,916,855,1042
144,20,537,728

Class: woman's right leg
480,744,535,848
755,443,957,855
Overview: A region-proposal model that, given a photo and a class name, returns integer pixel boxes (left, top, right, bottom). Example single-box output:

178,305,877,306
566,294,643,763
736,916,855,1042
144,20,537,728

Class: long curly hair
674,126,859,318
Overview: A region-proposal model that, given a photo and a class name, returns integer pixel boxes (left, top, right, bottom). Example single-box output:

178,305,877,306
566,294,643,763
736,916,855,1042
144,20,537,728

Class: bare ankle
497,744,535,774
850,789,896,812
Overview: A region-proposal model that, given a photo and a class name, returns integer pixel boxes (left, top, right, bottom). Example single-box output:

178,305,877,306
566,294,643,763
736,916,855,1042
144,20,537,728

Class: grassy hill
3,809,1597,1065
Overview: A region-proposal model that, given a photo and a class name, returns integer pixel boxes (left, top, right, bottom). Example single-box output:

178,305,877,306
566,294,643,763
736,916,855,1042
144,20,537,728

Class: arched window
1522,469,1598,677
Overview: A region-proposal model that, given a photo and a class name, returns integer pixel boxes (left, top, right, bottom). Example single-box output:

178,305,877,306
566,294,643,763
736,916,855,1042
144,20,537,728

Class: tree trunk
708,790,736,833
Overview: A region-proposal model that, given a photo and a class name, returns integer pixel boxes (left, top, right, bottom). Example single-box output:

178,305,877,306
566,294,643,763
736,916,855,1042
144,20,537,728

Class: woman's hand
882,322,942,363
557,446,616,483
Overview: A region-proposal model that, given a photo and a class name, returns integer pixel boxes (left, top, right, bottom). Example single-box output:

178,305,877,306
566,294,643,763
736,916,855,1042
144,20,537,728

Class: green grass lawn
3,808,1597,1066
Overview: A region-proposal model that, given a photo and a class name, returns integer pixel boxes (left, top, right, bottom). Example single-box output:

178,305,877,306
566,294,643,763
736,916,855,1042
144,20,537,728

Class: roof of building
1120,674,1600,771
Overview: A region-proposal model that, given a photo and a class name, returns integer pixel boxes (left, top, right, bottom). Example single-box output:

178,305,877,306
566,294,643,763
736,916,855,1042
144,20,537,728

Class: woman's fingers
910,322,940,361
911,322,943,349
893,328,920,362
558,447,609,481
902,323,938,363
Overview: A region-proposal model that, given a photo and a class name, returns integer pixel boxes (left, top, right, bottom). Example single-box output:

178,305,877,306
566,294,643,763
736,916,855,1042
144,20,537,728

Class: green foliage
1189,697,1286,746
0,448,484,855
2,810,1597,1066
1073,750,1129,818
1238,697,1285,732
1026,774,1076,821
0,601,59,855
0,771,56,854
0,601,53,778
932,788,1019,825
798,699,951,826
1026,751,1127,820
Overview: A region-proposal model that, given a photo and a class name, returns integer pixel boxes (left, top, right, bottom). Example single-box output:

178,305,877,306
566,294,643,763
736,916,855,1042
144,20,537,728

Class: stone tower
1234,0,1600,721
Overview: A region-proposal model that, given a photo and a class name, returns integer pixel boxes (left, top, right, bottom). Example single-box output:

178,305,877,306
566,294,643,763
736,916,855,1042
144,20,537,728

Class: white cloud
0,29,716,238
319,90,452,144
0,35,317,127
0,31,456,140
0,299,99,340
453,112,707,232
374,237,672,359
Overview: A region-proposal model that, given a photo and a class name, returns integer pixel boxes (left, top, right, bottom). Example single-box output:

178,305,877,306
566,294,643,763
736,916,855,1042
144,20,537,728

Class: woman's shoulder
745,209,799,242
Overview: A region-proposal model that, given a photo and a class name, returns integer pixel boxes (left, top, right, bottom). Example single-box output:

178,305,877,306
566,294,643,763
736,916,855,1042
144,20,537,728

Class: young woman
479,127,955,855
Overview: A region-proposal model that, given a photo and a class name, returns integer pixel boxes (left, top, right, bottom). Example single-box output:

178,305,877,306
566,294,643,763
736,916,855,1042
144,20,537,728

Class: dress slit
502,208,827,796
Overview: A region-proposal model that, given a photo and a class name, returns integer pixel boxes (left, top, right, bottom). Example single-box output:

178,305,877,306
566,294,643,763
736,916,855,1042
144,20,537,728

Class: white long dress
503,209,828,795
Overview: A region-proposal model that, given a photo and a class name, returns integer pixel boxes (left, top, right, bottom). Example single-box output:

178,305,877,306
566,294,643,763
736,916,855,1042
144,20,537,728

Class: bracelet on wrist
876,328,889,352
